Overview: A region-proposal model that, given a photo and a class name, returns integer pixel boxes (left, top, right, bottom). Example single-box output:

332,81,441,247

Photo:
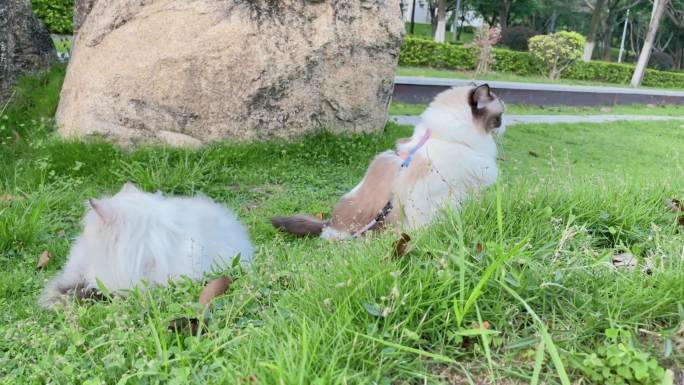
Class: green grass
396,66,684,92
51,36,72,55
403,22,474,43
389,101,684,116
1,68,683,384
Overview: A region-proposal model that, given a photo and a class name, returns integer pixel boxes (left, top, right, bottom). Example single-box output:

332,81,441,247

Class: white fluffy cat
40,183,254,309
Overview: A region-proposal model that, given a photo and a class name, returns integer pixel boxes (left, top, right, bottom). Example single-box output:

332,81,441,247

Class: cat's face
427,84,506,141
468,84,506,136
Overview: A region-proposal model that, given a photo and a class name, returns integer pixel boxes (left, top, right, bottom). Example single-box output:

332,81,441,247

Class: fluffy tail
271,214,328,236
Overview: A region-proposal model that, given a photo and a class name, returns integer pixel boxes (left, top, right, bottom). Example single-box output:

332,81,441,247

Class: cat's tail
271,214,328,236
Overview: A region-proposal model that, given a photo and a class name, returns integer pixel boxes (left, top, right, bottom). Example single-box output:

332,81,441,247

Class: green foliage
578,329,666,385
399,37,684,89
0,64,66,141
492,47,544,75
399,36,476,70
528,31,585,79
30,0,74,34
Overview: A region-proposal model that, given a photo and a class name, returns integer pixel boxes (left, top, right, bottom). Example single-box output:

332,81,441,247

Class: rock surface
73,0,97,33
0,0,57,104
57,0,404,146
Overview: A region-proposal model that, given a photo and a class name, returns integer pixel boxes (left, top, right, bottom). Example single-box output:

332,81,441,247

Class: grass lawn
390,101,684,116
2,68,684,384
396,66,684,92
403,22,474,44
51,36,72,55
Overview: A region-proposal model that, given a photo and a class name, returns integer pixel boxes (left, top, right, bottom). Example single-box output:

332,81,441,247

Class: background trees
412,0,683,70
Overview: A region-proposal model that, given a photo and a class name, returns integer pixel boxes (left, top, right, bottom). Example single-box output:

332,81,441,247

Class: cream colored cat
272,84,505,240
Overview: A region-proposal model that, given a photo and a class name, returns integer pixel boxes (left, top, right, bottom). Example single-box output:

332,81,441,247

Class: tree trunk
548,8,559,33
410,0,416,34
451,0,461,42
499,0,512,30
602,8,616,60
631,0,666,87
435,0,447,42
583,0,606,61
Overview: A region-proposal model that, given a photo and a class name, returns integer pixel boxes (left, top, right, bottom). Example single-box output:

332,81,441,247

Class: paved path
390,114,684,126
393,76,684,106
395,76,684,97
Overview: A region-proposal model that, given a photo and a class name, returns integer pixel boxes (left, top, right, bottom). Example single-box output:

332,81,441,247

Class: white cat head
76,182,165,259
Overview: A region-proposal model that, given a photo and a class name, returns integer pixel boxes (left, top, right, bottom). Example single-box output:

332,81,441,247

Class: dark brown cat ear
470,84,492,108
88,199,114,223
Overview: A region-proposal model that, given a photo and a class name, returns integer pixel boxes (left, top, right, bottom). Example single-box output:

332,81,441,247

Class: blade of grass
531,339,545,385
500,281,570,385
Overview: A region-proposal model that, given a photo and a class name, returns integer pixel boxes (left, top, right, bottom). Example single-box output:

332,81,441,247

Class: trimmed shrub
31,0,74,34
500,26,536,51
528,31,585,79
648,52,674,71
492,48,544,75
399,37,684,89
564,61,634,84
399,37,476,70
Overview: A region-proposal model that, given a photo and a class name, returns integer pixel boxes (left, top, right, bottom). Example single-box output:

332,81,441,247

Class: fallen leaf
666,198,683,212
679,216,684,227
168,317,203,335
36,250,50,269
612,252,637,270
528,150,539,158
199,276,232,308
364,302,384,317
470,321,491,330
315,212,324,221
476,243,484,254
390,233,411,259
0,194,24,202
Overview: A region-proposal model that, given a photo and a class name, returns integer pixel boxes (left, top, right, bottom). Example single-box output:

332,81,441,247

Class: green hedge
31,0,74,35
399,36,684,89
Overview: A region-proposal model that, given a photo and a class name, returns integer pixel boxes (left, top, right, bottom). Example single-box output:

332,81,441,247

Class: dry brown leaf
666,198,683,212
528,150,539,158
315,212,324,221
36,250,50,269
199,276,232,307
679,216,684,227
0,194,24,202
390,233,411,259
612,252,637,270
168,317,203,335
476,243,484,254
470,321,491,330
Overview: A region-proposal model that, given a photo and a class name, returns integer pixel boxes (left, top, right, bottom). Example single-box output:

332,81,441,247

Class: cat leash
351,128,432,239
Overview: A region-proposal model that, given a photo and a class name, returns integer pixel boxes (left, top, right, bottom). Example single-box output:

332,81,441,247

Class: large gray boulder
73,0,97,33
0,0,57,104
56,0,404,146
